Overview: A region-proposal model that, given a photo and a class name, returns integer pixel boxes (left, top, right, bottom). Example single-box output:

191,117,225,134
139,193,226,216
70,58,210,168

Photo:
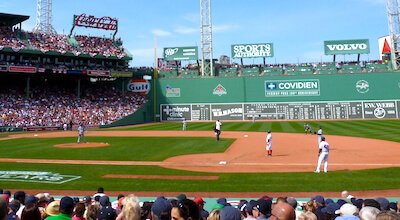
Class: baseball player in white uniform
182,118,187,131
215,120,222,141
317,126,323,143
77,124,85,143
266,130,272,156
315,136,329,173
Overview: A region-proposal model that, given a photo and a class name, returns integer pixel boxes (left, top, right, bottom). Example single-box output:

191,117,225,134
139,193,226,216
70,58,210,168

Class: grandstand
0,12,149,130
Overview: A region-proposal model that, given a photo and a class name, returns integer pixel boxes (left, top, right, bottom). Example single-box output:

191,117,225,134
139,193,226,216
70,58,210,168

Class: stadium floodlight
33,0,57,34
200,0,214,76
386,0,400,70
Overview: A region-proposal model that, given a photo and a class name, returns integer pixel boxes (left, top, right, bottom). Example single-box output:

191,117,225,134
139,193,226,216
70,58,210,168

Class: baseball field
0,120,400,198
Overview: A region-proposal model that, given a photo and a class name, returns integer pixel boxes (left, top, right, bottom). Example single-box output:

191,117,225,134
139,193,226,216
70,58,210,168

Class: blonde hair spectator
297,211,317,220
116,194,141,220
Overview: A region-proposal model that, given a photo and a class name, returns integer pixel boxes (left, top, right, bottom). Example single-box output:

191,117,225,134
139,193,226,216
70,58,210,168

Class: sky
0,0,389,67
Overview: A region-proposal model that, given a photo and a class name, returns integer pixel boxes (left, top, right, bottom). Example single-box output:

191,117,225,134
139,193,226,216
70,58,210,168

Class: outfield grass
0,162,399,192
0,120,399,193
0,137,233,161
123,120,400,142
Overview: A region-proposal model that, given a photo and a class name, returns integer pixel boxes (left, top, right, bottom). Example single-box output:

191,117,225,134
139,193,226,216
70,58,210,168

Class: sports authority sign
163,47,198,61
231,43,274,58
0,171,81,184
324,39,370,55
265,79,320,97
127,79,151,95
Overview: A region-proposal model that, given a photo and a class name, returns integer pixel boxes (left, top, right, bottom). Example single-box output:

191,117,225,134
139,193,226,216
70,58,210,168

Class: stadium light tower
200,0,214,76
386,0,400,70
33,0,57,34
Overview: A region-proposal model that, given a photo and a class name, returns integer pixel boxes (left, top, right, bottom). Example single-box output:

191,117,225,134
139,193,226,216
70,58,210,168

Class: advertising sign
127,79,151,94
324,39,370,55
163,47,198,61
161,104,191,121
231,43,274,58
211,104,243,120
265,79,320,97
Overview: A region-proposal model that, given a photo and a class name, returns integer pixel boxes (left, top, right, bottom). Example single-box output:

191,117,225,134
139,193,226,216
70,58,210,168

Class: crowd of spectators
25,32,77,54
0,189,399,220
74,35,126,58
0,26,128,58
0,85,147,128
0,27,25,50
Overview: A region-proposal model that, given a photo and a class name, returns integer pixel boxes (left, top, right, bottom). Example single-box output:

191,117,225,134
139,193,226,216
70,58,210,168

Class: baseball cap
83,196,92,203
312,195,325,205
60,196,74,213
335,203,358,215
286,197,298,209
254,199,272,216
220,206,241,220
321,202,340,214
194,197,205,205
246,200,257,213
99,196,110,207
25,195,38,204
151,196,172,218
176,194,187,201
217,198,228,206
363,199,381,210
375,197,390,211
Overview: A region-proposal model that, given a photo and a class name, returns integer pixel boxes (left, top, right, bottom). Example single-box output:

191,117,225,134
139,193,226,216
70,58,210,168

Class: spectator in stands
219,206,240,220
297,211,317,220
376,211,400,220
206,209,220,220
20,203,41,220
86,204,100,220
47,196,74,220
116,194,141,220
0,198,7,220
151,197,172,220
72,202,86,220
252,199,272,220
270,202,296,220
359,206,380,220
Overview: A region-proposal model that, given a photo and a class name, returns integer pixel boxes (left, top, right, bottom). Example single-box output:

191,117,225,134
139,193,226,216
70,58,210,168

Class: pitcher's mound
54,142,110,148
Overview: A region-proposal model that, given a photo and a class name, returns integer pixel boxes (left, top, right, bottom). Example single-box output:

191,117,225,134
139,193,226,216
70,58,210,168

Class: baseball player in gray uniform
182,118,187,131
77,124,85,143
266,130,272,156
315,136,329,173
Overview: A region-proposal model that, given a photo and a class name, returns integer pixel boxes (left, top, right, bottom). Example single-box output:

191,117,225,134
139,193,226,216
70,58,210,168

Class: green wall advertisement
324,39,370,55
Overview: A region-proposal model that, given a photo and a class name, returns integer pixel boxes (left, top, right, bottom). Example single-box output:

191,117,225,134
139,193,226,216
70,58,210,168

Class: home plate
243,134,248,137
219,161,227,165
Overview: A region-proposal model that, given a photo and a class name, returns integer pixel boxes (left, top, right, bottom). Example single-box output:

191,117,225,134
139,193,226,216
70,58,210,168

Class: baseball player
315,136,329,173
77,123,85,143
214,120,222,141
182,118,187,131
317,126,323,143
266,130,272,156
304,123,312,134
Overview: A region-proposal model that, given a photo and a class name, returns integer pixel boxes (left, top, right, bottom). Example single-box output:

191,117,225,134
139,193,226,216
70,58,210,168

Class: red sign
74,14,117,31
9,66,36,73
0,65,7,72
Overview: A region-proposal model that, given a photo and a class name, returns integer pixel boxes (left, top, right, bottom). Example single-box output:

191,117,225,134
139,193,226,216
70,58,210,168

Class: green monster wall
155,72,400,121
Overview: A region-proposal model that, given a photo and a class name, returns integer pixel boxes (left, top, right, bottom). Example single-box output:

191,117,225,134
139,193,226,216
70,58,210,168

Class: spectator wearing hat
194,197,209,220
376,198,390,211
359,206,380,220
220,206,240,220
362,199,381,210
216,198,229,207
116,194,140,220
47,196,75,220
171,199,200,220
321,202,340,220
0,198,7,220
243,200,257,220
98,196,116,220
311,195,325,220
176,194,187,202
93,187,106,199
335,204,359,220
151,196,172,220
252,199,272,220
389,202,398,213
270,202,295,220
42,200,60,219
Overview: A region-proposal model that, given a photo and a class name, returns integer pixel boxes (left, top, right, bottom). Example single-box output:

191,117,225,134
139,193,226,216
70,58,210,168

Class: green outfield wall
155,72,400,121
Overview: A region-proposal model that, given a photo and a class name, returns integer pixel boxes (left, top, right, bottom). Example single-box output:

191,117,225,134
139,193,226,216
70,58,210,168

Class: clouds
151,29,172,37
